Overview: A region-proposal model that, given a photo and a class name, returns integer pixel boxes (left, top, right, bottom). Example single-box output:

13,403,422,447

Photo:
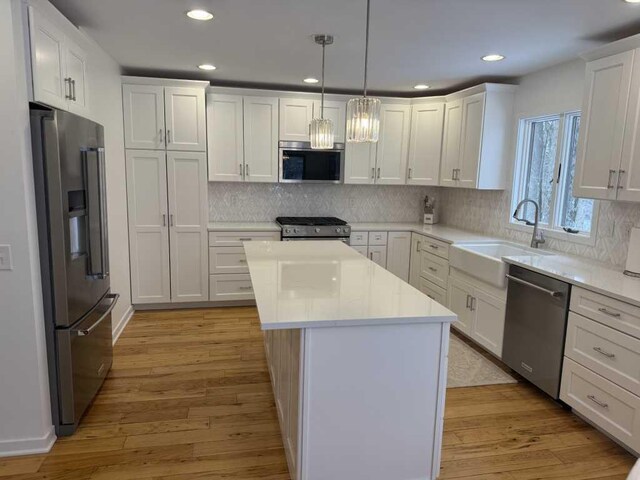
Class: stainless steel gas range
276,217,351,243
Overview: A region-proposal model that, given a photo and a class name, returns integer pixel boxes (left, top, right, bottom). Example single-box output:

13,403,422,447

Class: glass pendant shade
310,118,335,149
346,96,381,143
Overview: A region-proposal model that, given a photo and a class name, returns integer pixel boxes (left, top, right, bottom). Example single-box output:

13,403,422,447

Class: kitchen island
244,241,457,480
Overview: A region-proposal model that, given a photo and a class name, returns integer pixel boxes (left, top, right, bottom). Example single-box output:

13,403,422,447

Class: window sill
506,221,597,247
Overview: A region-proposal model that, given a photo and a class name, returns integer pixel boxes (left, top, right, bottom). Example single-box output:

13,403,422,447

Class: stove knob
335,228,342,233
315,227,321,233
293,228,299,234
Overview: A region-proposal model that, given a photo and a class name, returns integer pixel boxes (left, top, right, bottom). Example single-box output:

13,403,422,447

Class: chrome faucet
513,199,546,248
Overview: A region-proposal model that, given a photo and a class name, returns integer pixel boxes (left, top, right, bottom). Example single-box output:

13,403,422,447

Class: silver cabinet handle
598,307,621,318
587,394,609,409
369,252,373,260
593,346,616,359
470,296,476,311
162,214,166,226
239,286,253,291
506,274,563,297
245,163,250,177
239,163,243,177
238,259,247,264
428,266,438,273
416,241,421,253
607,169,617,189
64,78,72,99
408,167,413,180
238,237,252,241
159,129,164,144
167,129,171,144
429,244,439,250
170,214,174,226
371,167,375,179
377,167,381,179
617,170,626,190
71,79,76,101
74,293,119,336
466,294,472,309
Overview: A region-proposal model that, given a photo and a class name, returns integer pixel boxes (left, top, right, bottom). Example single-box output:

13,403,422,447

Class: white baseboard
112,304,134,345
0,426,55,458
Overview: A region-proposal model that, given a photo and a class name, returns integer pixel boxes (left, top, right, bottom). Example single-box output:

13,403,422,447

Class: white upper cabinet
207,94,244,182
244,96,279,182
279,98,314,141
344,142,377,184
407,101,444,186
376,104,411,184
313,100,346,143
439,85,515,189
123,85,165,150
123,82,207,152
166,151,209,302
574,49,639,201
29,6,90,115
164,87,206,152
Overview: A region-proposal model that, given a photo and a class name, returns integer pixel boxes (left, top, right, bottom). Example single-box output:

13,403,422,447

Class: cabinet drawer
560,357,640,453
209,274,254,301
570,286,640,340
420,251,449,289
419,278,447,305
368,231,388,245
350,231,368,246
420,236,450,260
208,231,280,247
566,312,640,396
209,247,249,274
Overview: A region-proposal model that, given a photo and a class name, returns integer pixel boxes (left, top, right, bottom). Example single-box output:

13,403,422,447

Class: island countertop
244,240,457,330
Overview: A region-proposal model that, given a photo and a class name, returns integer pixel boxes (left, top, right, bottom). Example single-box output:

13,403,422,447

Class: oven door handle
506,274,562,297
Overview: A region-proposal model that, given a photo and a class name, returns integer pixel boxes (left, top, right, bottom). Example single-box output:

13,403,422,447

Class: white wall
0,0,55,456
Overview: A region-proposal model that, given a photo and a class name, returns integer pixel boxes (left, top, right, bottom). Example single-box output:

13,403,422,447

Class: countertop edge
259,315,458,330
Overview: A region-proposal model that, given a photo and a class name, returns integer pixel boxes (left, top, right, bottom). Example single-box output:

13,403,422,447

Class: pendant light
346,0,381,143
310,34,335,149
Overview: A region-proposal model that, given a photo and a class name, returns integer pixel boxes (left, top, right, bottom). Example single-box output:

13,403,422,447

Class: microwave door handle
82,148,108,279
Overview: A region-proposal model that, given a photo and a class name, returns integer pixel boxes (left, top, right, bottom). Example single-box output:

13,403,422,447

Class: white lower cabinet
409,233,451,307
447,269,506,357
419,278,447,305
350,231,412,277
126,150,208,304
208,231,280,301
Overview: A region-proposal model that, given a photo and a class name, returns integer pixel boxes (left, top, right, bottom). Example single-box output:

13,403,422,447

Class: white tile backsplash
208,182,436,223
439,188,640,268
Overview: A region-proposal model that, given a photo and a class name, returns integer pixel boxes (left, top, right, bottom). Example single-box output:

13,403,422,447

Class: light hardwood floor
0,307,635,479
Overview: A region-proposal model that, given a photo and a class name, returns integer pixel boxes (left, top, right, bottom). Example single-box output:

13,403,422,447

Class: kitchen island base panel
265,322,450,480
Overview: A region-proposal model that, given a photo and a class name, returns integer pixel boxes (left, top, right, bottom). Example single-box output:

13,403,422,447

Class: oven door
279,141,344,183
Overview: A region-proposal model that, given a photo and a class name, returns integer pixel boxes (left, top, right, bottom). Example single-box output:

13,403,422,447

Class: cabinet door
207,94,244,182
29,6,67,110
167,151,209,302
440,99,463,187
448,276,474,335
471,289,506,358
164,87,206,152
344,142,376,184
123,85,165,150
314,100,346,143
244,96,279,183
409,234,424,288
458,93,485,188
367,245,387,268
574,51,634,200
65,41,89,116
279,98,314,141
386,232,411,281
125,150,171,304
376,104,410,184
618,48,640,202
407,102,444,185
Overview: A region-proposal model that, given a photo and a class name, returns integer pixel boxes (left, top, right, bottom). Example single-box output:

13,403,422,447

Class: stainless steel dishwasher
503,264,571,399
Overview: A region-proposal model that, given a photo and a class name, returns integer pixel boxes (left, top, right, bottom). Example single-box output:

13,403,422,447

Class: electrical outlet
0,245,13,271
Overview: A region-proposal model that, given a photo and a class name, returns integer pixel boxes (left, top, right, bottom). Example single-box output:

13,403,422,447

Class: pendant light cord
321,40,326,119
363,0,371,97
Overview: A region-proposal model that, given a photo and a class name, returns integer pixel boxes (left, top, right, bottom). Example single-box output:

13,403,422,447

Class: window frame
508,111,599,246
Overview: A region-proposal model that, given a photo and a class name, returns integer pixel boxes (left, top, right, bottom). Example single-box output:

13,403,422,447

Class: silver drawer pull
429,244,439,250
593,346,616,359
598,307,621,318
587,394,609,409
428,266,438,272
238,237,252,241
238,286,253,291
238,259,247,263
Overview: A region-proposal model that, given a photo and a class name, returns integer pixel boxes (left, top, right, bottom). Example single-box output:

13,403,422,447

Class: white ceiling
51,0,640,95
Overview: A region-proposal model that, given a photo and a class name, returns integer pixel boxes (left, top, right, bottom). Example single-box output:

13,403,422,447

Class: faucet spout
513,199,546,248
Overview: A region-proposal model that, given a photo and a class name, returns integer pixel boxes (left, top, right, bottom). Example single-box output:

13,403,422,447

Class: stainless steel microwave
279,141,345,183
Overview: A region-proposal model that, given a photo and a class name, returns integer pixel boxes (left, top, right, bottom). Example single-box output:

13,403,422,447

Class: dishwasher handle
506,274,563,298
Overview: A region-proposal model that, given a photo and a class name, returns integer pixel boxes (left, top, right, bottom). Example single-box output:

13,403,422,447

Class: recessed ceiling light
625,0,640,3
414,84,430,90
186,9,214,21
303,77,319,84
482,54,505,62
198,64,216,71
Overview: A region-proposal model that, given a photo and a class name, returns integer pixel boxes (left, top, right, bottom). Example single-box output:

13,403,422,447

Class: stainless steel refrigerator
30,105,118,435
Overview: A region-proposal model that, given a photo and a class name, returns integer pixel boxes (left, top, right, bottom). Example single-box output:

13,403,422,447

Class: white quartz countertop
349,223,501,244
208,222,280,232
244,241,457,330
503,253,640,308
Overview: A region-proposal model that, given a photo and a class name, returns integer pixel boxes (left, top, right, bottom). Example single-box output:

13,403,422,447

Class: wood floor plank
0,306,634,480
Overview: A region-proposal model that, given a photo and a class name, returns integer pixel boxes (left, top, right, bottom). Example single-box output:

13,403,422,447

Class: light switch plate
0,245,13,271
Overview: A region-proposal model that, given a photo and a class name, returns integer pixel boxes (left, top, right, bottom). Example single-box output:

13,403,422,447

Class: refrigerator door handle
82,147,109,279
73,293,119,336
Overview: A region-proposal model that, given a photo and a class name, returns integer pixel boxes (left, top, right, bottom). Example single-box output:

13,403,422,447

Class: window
511,112,597,239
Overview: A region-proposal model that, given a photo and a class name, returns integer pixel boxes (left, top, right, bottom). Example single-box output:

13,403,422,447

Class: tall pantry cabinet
123,78,209,304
